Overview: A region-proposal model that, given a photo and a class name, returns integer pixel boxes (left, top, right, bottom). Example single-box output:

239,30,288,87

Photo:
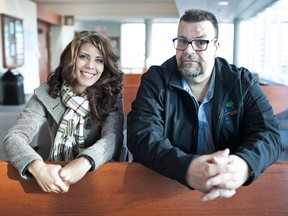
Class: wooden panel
37,5,61,26
123,74,142,116
0,161,288,215
38,21,51,84
261,85,288,119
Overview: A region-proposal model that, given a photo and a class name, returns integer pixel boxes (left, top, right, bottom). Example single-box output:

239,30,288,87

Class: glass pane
121,23,145,74
237,0,288,85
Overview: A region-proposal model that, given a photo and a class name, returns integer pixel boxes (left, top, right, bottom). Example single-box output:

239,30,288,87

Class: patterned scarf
51,84,90,161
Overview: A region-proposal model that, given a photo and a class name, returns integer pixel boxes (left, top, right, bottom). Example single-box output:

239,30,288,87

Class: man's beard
178,55,203,79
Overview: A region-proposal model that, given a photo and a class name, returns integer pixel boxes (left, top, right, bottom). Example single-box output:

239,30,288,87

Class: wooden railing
0,161,287,215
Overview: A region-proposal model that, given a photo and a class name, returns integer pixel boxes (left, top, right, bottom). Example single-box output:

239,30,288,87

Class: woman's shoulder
34,83,50,94
34,83,56,100
33,83,61,105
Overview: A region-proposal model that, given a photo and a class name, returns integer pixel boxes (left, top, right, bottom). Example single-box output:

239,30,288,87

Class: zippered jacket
127,56,283,186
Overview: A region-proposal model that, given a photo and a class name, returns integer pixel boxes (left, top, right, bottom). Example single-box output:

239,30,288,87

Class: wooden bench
261,85,288,119
0,161,288,215
123,73,142,116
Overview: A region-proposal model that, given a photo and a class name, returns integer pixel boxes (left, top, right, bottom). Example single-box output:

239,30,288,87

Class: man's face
176,20,219,84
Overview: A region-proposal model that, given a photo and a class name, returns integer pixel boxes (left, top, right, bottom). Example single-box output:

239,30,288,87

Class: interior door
37,21,51,84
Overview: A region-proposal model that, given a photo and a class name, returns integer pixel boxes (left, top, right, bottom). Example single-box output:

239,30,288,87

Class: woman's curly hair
47,31,123,124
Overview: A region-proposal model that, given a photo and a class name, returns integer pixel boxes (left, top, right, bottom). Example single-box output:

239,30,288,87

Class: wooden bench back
123,73,142,116
261,85,288,119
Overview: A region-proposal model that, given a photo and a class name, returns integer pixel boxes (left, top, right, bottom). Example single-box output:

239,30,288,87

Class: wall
49,21,121,74
74,21,121,37
33,2,178,20
0,0,39,103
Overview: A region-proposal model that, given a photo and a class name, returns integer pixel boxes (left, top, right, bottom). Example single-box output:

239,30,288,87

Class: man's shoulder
144,56,177,79
216,57,251,75
215,57,257,87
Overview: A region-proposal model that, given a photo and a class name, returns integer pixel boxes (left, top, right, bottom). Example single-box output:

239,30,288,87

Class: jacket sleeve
3,94,47,179
127,67,194,186
78,99,124,171
234,71,284,184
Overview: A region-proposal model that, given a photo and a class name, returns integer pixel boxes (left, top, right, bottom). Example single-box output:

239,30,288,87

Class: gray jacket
3,83,124,179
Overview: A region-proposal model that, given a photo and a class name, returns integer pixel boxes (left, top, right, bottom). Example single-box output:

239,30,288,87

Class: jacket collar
214,57,240,90
162,56,239,90
212,57,240,144
161,56,183,90
161,56,241,145
212,57,240,121
34,83,66,124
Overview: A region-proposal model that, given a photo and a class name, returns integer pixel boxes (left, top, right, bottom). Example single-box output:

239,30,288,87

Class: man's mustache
180,54,198,62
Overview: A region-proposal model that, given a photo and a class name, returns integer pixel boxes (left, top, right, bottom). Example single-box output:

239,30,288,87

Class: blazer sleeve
3,94,47,179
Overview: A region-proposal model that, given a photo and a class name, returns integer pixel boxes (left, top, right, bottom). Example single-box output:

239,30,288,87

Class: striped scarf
51,84,90,161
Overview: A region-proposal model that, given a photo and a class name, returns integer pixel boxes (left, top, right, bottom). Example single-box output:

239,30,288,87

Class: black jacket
127,56,283,186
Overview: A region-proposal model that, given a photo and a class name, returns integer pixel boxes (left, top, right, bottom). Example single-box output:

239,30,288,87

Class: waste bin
1,69,25,105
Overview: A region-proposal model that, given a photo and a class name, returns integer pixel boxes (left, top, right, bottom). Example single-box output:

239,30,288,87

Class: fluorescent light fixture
218,1,229,6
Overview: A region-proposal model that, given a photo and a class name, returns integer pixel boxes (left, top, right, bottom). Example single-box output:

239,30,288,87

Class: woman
3,31,124,193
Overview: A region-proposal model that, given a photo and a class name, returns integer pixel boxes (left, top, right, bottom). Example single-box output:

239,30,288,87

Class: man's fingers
204,162,236,179
210,148,230,158
201,188,236,201
210,155,232,164
209,148,231,164
206,172,238,190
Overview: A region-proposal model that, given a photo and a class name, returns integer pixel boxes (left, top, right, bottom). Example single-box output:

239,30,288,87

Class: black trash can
1,69,25,105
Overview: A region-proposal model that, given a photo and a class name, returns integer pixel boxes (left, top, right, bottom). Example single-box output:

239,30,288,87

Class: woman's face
73,43,104,95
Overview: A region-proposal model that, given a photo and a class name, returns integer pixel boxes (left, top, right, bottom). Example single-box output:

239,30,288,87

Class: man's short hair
180,9,219,39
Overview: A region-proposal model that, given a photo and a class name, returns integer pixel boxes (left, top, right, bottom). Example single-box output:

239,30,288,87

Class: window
120,23,145,74
237,0,288,85
149,23,234,67
120,21,234,74
149,23,178,67
120,22,177,73
218,23,234,63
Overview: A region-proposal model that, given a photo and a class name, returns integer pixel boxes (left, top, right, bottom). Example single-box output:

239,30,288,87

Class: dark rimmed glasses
172,38,217,51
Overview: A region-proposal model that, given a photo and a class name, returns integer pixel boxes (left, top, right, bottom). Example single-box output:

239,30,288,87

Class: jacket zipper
214,80,238,149
185,90,199,153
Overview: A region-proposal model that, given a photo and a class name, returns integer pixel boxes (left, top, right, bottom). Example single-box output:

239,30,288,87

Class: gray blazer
3,83,124,179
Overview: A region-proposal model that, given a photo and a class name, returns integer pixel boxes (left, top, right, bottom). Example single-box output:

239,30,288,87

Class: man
127,9,283,201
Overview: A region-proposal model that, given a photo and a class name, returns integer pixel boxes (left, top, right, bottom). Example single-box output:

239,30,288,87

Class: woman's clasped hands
28,157,92,193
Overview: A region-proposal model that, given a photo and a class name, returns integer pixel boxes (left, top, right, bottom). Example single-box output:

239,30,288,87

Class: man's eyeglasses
172,38,217,51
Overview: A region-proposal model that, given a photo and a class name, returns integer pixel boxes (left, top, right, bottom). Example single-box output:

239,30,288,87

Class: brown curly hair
47,31,123,124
